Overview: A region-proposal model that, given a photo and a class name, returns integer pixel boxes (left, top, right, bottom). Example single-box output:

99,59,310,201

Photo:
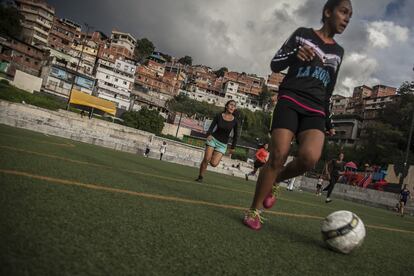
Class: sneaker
243,209,265,230
325,198,332,203
195,176,203,183
263,184,280,209
245,174,249,181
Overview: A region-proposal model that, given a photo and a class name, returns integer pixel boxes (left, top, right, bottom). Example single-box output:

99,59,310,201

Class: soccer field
1,124,413,275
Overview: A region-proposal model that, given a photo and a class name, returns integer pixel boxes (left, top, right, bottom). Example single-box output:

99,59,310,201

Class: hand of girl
326,128,336,136
297,45,315,62
207,135,213,141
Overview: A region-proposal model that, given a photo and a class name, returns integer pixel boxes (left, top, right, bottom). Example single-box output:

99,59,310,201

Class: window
106,75,109,79
115,78,118,82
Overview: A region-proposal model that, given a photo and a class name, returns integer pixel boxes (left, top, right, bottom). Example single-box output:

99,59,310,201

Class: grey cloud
48,0,413,94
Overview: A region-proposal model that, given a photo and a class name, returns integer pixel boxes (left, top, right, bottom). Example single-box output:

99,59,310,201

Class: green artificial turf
0,124,413,275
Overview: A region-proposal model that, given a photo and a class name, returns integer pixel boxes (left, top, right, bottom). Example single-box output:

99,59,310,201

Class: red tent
345,162,357,169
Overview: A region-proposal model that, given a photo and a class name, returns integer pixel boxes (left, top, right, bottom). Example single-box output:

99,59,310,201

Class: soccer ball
321,210,366,254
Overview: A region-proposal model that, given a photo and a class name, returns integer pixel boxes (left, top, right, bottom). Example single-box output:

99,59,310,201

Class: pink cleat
243,209,264,231
263,184,280,209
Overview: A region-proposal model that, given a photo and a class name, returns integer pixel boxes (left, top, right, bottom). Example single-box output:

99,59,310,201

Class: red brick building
0,36,45,77
48,18,81,53
98,30,136,62
371,84,397,98
135,63,182,96
223,71,265,97
266,72,285,93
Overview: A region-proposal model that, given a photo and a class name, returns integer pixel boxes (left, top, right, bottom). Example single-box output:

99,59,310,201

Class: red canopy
345,162,357,169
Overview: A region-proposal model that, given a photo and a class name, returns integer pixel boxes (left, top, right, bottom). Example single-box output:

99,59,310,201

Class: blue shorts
206,136,227,154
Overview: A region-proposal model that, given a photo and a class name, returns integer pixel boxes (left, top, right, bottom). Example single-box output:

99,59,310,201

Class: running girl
323,152,345,203
243,0,352,230
245,143,269,181
195,100,239,182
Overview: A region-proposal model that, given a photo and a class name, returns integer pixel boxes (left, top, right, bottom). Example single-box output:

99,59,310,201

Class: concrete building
41,62,95,98
331,94,350,115
15,0,55,48
363,95,397,121
45,47,94,78
68,38,99,77
329,114,363,146
94,58,136,110
346,85,373,115
180,81,263,112
48,18,81,53
0,36,45,77
180,88,223,107
108,30,136,60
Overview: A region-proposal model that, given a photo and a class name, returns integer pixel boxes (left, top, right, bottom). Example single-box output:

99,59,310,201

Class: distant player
316,175,324,195
399,184,411,217
159,141,167,160
245,143,269,181
323,152,345,203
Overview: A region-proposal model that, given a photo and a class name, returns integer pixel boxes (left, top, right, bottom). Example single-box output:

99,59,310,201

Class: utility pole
66,23,92,110
175,112,183,137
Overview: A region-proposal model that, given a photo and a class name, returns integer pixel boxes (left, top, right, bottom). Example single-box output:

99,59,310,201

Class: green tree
178,55,192,66
356,122,404,166
159,52,172,62
167,94,221,119
237,108,271,145
379,81,414,151
134,38,155,62
213,67,228,78
0,5,23,38
121,107,165,135
257,85,272,107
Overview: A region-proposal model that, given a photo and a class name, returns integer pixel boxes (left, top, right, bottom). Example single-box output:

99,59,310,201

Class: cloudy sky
48,0,413,96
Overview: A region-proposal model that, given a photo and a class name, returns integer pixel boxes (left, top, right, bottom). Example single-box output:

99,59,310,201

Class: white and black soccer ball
321,210,366,254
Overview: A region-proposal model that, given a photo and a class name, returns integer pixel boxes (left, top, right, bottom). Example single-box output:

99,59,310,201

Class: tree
257,85,272,107
237,108,271,145
178,55,192,66
167,94,221,119
0,5,23,38
357,122,404,167
379,81,414,152
134,38,155,62
121,107,165,135
159,52,172,62
213,67,228,78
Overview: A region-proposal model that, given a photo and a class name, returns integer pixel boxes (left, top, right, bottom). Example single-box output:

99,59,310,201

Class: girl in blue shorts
195,100,239,182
